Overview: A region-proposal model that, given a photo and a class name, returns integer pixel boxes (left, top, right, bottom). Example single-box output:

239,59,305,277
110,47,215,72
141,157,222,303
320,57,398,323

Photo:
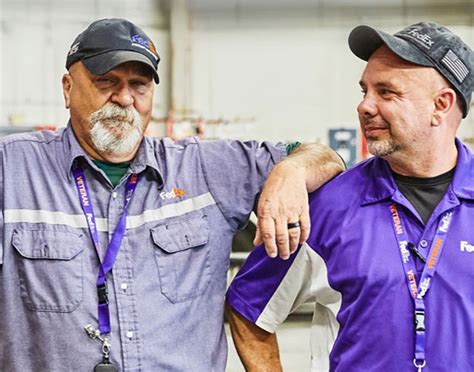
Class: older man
227,22,473,372
0,19,343,371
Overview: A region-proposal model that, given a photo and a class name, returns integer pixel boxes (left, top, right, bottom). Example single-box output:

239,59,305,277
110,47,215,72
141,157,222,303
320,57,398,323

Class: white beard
89,103,144,157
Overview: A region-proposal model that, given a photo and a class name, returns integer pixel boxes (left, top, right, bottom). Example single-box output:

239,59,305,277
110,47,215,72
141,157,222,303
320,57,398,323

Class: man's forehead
363,46,441,82
368,45,421,69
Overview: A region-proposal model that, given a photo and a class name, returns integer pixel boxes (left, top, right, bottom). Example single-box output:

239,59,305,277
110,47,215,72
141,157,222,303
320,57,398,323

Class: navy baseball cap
66,18,160,83
349,22,473,118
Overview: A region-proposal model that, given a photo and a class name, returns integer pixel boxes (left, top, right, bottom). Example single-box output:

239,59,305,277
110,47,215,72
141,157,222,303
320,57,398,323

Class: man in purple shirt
227,22,473,371
0,19,343,371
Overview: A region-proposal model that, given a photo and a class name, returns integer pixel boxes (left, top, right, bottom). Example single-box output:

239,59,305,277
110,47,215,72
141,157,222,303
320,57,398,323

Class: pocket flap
12,228,83,260
151,214,209,253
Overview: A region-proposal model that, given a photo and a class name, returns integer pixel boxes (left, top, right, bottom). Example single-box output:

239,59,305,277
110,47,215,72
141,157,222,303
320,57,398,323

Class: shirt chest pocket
12,228,84,313
151,214,211,303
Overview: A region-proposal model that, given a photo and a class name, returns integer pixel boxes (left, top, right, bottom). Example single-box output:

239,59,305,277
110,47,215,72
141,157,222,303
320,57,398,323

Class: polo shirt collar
360,157,397,206
63,121,164,186
360,137,474,206
449,138,474,200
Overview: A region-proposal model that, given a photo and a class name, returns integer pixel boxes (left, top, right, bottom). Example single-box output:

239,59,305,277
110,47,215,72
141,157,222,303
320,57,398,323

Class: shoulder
306,157,387,235
0,128,66,151
309,157,377,208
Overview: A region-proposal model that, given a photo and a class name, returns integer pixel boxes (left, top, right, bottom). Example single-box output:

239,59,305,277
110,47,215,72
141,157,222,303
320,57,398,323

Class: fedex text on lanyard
73,165,139,335
389,203,454,372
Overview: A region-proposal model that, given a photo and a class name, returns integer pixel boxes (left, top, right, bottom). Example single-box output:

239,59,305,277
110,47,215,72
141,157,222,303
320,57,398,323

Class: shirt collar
63,121,164,186
360,157,397,206
360,138,474,206
449,138,474,200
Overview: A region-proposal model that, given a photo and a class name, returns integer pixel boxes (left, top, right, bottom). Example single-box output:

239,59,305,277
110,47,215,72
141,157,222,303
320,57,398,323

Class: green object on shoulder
286,141,302,155
93,160,130,187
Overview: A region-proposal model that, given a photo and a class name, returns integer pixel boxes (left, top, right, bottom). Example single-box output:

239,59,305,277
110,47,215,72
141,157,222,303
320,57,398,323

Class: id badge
94,363,118,372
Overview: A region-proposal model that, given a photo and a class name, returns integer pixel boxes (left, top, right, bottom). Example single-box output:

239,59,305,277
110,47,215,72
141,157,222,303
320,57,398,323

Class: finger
275,218,290,260
299,205,311,244
258,217,278,258
253,226,263,246
288,220,301,254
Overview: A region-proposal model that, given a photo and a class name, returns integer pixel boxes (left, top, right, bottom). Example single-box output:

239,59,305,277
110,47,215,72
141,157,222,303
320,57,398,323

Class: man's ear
432,87,457,126
62,74,72,109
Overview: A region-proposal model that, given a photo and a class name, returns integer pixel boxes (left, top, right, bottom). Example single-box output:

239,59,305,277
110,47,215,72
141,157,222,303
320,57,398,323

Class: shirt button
420,240,428,248
127,331,134,339
121,283,128,290
112,192,117,199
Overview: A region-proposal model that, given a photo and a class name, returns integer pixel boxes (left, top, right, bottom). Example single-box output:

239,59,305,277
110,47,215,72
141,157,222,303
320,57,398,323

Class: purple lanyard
389,203,453,372
73,166,139,335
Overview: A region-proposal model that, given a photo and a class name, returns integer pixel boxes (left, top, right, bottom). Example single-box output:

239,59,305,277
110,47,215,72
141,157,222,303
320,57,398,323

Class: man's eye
380,89,393,96
96,78,114,86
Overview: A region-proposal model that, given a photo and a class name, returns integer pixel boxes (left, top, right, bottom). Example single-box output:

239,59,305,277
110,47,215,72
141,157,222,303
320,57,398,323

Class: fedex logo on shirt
460,241,474,253
160,187,186,200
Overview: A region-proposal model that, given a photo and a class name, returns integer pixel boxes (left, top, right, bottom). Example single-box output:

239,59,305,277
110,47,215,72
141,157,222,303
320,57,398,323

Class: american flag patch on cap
441,49,469,83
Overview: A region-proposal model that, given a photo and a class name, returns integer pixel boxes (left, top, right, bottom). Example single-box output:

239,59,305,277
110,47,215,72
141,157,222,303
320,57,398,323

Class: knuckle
276,234,288,245
300,220,310,230
262,232,273,241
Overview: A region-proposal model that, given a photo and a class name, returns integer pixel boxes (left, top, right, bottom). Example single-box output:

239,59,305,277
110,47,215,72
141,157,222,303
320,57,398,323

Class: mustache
90,103,137,125
361,117,389,131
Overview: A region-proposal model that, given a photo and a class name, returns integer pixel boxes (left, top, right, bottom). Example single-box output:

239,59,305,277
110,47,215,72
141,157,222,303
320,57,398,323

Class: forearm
282,143,345,192
225,302,283,372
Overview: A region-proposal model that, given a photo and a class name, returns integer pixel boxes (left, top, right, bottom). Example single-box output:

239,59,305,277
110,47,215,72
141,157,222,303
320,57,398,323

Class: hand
254,160,310,260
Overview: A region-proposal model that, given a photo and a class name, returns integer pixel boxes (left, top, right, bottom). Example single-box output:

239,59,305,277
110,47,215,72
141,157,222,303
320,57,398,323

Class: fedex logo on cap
131,34,158,60
403,27,435,49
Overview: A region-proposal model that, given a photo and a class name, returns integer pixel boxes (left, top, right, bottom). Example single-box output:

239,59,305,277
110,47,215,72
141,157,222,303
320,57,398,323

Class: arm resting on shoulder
285,143,345,193
256,143,344,259
225,302,283,372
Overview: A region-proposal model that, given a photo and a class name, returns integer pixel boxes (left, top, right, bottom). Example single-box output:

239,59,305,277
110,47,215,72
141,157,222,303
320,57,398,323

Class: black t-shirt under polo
393,167,455,224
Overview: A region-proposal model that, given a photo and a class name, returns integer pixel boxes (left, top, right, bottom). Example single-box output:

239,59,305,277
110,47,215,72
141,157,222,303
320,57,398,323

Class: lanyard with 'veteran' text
73,165,139,371
389,203,454,372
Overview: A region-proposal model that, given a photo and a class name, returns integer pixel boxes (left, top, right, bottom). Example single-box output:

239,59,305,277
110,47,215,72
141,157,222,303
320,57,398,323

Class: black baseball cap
66,18,160,83
349,22,473,118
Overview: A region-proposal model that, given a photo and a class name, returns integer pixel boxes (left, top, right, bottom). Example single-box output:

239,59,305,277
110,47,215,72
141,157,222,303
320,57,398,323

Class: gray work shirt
0,124,285,371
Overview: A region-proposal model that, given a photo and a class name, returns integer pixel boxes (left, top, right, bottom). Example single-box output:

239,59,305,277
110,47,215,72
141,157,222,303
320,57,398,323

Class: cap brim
82,50,159,83
348,25,434,67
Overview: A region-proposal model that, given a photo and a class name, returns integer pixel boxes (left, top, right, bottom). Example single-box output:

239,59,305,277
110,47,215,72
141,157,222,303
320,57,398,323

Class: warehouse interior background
1,0,473,370
1,0,473,161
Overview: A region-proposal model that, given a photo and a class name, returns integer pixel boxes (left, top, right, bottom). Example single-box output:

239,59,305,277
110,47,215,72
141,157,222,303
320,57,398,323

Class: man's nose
110,84,134,107
357,94,378,118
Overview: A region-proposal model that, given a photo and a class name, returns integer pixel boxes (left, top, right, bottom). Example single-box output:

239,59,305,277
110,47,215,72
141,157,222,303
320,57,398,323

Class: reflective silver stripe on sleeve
4,192,216,231
126,192,216,229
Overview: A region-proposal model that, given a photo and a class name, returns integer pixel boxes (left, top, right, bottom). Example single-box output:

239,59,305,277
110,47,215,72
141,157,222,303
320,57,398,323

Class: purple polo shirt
0,123,285,371
227,139,474,371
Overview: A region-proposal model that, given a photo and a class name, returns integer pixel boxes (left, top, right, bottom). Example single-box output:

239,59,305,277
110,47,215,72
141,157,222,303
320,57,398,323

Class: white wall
188,3,474,143
0,0,170,128
1,0,473,145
